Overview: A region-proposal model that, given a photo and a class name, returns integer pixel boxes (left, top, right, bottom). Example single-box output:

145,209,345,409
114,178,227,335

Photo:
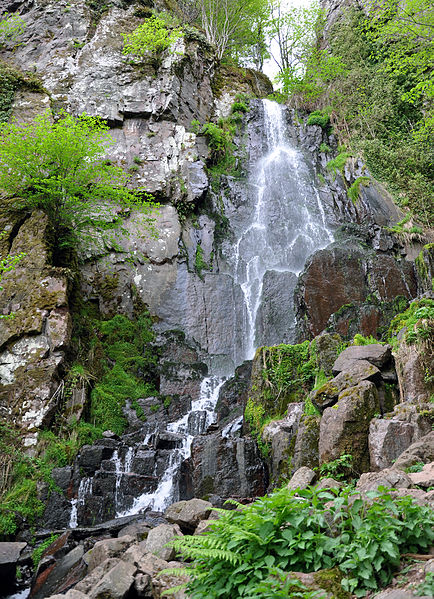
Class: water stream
69,100,333,526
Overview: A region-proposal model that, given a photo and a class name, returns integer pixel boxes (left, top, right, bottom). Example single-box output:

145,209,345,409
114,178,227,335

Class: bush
0,112,157,256
307,109,330,129
122,15,182,56
171,486,434,598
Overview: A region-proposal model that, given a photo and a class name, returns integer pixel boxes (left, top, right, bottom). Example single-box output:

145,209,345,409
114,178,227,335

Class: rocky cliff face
0,0,432,546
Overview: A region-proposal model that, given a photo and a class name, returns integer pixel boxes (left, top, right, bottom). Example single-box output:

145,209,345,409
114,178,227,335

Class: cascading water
229,99,333,361
69,100,334,526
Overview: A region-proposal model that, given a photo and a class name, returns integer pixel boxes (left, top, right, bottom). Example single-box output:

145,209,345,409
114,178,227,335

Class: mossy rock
314,567,351,599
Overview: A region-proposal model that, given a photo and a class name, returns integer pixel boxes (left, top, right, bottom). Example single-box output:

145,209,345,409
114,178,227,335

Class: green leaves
0,111,158,255
122,15,182,57
170,486,434,598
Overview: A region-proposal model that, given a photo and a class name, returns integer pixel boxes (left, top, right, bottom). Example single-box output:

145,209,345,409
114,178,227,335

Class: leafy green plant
169,486,434,598
415,571,434,596
352,333,380,346
326,151,351,176
122,15,182,56
347,176,371,204
32,534,60,567
404,462,424,473
0,13,26,47
0,111,157,257
318,454,355,481
90,313,158,434
307,109,330,129
194,244,209,279
319,142,331,153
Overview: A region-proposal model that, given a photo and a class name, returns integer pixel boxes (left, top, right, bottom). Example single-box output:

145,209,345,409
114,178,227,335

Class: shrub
122,15,182,56
170,486,434,598
307,109,330,129
0,112,157,256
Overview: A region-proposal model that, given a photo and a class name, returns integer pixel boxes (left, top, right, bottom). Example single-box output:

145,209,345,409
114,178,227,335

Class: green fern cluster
168,486,434,598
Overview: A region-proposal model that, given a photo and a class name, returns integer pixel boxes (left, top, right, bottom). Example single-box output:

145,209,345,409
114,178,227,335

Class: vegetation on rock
0,111,157,258
170,485,434,598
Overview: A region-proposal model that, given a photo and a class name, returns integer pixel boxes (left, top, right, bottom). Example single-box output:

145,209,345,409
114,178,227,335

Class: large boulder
287,467,316,490
356,468,412,493
369,405,432,471
394,432,434,470
332,344,392,374
0,542,27,594
84,536,135,572
164,499,212,533
394,339,433,402
312,360,380,412
262,403,303,481
292,414,321,471
144,524,183,560
319,380,380,473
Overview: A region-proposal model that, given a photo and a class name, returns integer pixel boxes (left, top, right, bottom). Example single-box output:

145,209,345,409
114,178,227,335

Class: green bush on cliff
0,111,157,258
169,485,434,598
122,14,182,56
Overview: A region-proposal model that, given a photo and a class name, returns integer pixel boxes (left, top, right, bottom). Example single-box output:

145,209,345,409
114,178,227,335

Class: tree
197,0,271,61
0,112,157,257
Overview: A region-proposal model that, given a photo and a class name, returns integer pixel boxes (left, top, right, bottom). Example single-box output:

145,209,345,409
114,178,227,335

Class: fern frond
158,567,190,577
161,584,187,596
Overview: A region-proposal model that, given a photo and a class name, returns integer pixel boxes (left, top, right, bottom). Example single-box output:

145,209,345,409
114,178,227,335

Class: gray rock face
190,432,267,499
262,403,303,481
85,536,135,572
255,270,298,347
394,339,433,402
333,344,392,374
394,432,434,470
319,380,380,473
287,467,316,490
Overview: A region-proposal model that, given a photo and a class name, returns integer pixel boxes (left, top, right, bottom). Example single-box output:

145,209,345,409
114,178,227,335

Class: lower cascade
67,99,335,527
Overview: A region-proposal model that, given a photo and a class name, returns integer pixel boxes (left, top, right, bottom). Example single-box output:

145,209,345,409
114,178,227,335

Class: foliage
318,454,355,481
404,462,424,473
32,534,60,567
415,572,434,596
0,111,157,257
194,244,210,279
170,486,434,598
0,13,26,47
201,120,236,166
307,109,330,129
122,15,182,56
283,2,434,224
326,151,351,176
347,176,371,204
90,313,158,434
319,142,331,153
0,419,102,537
388,298,434,346
0,60,44,124
352,333,380,346
198,0,271,63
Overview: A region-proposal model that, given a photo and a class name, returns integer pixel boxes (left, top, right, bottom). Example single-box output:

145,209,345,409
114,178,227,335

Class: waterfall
69,100,334,525
230,99,333,361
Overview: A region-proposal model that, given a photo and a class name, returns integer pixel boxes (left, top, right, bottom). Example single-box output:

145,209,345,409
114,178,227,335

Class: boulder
394,339,433,402
164,499,212,533
144,524,183,561
292,414,320,471
117,521,151,541
408,462,434,489
87,559,137,599
31,545,87,599
313,332,343,377
316,478,343,491
0,542,27,593
84,536,135,572
319,380,380,473
262,403,303,481
287,467,316,490
312,360,380,411
332,344,392,374
394,432,434,470
369,419,416,471
46,591,89,599
356,468,412,493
